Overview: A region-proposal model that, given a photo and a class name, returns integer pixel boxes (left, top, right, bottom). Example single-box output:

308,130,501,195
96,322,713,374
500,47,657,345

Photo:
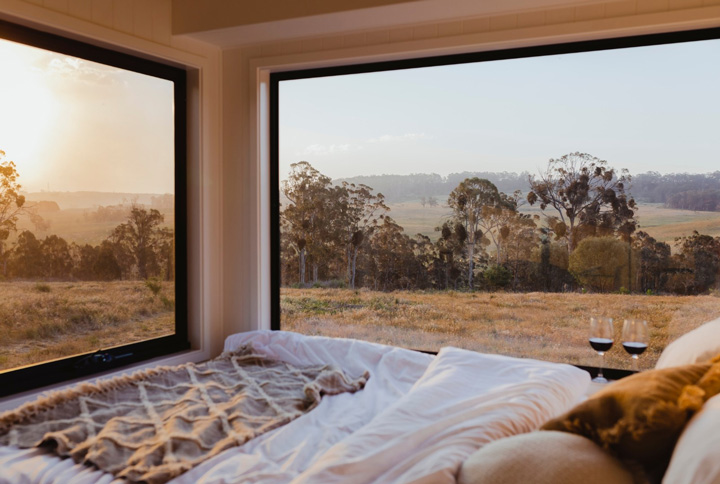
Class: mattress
0,330,589,483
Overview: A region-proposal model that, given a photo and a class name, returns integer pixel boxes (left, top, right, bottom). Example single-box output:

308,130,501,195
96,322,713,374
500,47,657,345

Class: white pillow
655,317,720,369
663,393,720,484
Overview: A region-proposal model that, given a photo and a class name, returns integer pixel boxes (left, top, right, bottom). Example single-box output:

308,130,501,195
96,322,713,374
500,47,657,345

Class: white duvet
0,331,589,484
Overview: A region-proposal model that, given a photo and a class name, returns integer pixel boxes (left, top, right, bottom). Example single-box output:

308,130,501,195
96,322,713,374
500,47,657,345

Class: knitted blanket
0,345,368,483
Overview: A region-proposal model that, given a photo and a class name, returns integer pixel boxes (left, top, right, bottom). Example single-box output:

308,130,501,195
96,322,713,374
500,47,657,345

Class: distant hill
26,200,60,212
335,171,531,203
24,191,171,210
334,170,720,210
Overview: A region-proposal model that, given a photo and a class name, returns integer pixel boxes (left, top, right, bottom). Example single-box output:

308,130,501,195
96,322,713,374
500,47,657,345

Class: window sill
0,348,209,413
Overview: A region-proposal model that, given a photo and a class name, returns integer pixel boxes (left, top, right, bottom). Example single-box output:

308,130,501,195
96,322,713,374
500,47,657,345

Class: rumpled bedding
0,331,589,484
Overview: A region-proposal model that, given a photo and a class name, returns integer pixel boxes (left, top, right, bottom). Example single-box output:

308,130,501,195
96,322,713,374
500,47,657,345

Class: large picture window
0,20,188,396
272,28,720,374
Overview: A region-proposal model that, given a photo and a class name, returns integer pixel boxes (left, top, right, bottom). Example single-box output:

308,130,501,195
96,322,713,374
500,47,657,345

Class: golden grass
634,203,720,245
387,200,720,245
0,281,175,371
281,288,720,371
384,202,452,240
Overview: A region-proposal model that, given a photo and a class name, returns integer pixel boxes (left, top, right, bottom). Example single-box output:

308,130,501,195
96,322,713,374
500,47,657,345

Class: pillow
457,431,634,484
663,393,720,484
656,317,720,368
541,356,720,483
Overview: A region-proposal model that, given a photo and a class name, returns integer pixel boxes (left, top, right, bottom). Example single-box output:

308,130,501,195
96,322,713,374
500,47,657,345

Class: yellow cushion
458,431,633,484
541,356,720,481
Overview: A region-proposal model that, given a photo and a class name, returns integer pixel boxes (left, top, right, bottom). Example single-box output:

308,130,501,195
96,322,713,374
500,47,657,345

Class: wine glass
589,317,614,383
622,319,649,372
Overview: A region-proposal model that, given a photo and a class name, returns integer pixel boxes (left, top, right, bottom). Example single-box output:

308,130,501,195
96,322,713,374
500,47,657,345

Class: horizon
280,38,720,183
280,164,720,184
23,189,173,195
329,167,720,181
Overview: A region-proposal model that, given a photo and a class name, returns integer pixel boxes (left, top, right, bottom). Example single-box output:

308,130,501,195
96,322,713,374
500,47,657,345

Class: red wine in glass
590,338,613,352
622,320,649,371
589,318,614,383
622,342,648,356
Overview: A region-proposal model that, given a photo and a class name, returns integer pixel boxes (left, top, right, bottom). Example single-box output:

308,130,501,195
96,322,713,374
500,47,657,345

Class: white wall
219,0,720,335
0,0,224,410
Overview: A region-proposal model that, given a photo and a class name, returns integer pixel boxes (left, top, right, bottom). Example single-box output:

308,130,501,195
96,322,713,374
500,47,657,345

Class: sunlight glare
0,39,59,187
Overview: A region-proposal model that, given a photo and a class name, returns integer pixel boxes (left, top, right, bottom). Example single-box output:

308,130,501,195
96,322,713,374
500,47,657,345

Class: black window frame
270,26,720,381
0,19,189,397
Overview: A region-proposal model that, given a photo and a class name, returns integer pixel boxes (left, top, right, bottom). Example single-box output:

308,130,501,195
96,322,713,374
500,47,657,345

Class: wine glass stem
598,352,605,379
631,355,638,372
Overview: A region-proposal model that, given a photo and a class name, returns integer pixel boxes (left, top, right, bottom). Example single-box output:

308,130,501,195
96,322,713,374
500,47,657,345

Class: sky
0,38,174,194
279,38,720,182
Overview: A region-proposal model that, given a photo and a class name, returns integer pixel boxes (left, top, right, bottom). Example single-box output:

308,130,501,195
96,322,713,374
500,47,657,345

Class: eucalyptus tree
475,190,527,265
8,231,42,278
674,231,720,294
365,217,423,291
281,162,332,285
633,231,671,293
110,205,167,279
40,234,72,279
0,150,27,275
527,152,637,252
281,161,346,285
434,221,470,290
447,177,505,289
340,181,388,289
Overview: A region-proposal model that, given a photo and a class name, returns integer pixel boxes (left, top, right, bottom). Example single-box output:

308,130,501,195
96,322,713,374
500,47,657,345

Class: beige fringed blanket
0,345,369,483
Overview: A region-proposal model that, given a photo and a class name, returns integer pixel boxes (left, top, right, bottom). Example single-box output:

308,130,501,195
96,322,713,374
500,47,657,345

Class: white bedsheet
0,331,589,484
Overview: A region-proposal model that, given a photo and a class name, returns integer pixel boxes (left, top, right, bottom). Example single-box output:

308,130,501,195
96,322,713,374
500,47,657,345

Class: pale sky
279,38,720,182
0,38,174,194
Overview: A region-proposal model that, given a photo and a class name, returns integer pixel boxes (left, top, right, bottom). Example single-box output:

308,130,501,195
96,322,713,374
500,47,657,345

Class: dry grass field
0,281,174,371
281,287,720,371
385,201,451,240
388,200,720,245
631,203,720,245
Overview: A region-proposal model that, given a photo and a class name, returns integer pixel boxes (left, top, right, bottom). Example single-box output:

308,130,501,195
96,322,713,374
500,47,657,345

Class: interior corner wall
221,47,265,338
221,0,720,336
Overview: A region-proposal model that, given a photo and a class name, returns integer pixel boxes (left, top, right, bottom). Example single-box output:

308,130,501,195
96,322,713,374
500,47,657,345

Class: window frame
0,19,189,397
270,26,720,379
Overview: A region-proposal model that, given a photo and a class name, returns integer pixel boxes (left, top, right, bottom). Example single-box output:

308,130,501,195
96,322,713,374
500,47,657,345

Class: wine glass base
592,376,609,383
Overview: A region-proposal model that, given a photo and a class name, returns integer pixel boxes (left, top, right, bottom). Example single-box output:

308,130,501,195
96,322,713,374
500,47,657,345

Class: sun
0,38,59,189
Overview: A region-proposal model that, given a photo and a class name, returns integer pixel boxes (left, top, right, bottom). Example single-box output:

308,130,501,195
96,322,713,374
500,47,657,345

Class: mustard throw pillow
541,356,720,482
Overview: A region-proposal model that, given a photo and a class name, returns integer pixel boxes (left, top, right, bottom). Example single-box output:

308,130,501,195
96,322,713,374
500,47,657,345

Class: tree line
632,171,720,206
281,154,720,295
338,169,720,212
0,150,174,282
335,171,532,204
664,190,720,212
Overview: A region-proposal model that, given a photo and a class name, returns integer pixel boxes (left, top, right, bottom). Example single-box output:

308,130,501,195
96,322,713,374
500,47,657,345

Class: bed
0,330,592,483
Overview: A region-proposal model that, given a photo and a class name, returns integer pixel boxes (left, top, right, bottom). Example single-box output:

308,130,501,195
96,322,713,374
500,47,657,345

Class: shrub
144,277,162,298
569,237,636,293
311,279,347,289
483,265,512,289
34,283,51,293
160,295,175,310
